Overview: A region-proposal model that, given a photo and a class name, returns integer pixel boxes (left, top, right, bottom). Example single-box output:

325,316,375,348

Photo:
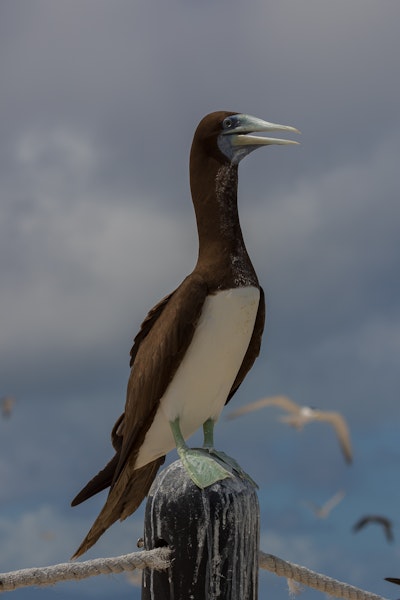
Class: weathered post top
141,460,260,600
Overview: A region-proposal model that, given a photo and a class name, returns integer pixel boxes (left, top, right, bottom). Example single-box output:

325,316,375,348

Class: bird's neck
190,154,258,288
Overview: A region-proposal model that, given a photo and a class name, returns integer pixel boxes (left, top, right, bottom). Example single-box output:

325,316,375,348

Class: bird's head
192,111,300,165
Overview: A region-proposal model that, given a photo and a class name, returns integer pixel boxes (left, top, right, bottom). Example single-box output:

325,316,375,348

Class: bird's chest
135,286,260,468
162,285,260,424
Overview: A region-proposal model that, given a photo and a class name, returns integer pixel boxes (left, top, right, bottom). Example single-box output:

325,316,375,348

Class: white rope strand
259,551,387,600
0,548,170,593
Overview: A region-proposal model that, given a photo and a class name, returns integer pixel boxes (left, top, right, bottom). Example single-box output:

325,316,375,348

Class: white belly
135,286,260,468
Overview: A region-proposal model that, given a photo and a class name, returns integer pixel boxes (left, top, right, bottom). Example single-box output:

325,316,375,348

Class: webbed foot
177,446,232,488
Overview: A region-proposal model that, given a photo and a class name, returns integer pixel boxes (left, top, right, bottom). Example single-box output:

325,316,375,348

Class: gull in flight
353,515,394,543
1,396,15,419
306,490,345,519
227,395,353,464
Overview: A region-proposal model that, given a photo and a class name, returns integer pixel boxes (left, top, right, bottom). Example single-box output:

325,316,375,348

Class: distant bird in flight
227,395,353,464
71,112,299,558
39,530,56,542
353,515,394,543
306,490,345,519
1,396,16,419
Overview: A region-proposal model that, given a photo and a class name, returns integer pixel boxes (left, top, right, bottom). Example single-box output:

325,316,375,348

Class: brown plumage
71,112,298,558
353,515,394,543
227,395,353,464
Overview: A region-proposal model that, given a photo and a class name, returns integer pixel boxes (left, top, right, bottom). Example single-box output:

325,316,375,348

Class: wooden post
141,459,259,600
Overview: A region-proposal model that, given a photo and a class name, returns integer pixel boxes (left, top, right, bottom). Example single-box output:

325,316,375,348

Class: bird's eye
223,118,233,130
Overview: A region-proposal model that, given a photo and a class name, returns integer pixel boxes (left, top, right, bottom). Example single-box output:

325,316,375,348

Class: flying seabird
305,490,345,519
352,515,394,543
1,396,15,419
71,111,299,558
227,395,353,464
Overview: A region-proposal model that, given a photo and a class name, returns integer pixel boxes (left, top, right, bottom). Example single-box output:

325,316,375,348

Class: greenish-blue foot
170,418,232,489
203,418,258,488
169,418,258,489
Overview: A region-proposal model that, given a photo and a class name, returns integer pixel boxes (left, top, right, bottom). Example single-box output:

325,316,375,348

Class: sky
1,1,400,598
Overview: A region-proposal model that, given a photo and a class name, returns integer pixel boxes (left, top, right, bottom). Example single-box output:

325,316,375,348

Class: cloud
1,126,197,390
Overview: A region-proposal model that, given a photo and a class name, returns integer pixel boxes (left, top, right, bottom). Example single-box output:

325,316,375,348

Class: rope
0,548,170,593
0,547,388,600
259,551,387,600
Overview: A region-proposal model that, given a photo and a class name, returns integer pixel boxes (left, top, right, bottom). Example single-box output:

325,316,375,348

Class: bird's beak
228,114,300,147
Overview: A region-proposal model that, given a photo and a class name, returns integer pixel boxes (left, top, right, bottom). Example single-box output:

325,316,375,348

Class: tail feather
71,454,119,506
71,457,164,559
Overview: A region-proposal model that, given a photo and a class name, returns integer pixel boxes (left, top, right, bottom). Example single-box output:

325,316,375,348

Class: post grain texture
141,460,259,600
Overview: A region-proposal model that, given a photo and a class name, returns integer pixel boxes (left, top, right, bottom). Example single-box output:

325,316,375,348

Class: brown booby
227,395,353,464
71,111,299,558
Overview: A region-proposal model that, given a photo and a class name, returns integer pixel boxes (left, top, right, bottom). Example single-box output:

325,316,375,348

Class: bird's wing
353,515,382,531
226,394,300,420
225,286,266,404
373,516,394,542
71,454,120,506
112,272,209,484
321,490,345,514
316,411,353,464
353,516,369,532
385,578,400,585
128,291,174,368
71,273,207,505
70,294,174,507
71,414,126,506
384,521,394,542
353,515,394,542
72,458,164,558
71,273,208,558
